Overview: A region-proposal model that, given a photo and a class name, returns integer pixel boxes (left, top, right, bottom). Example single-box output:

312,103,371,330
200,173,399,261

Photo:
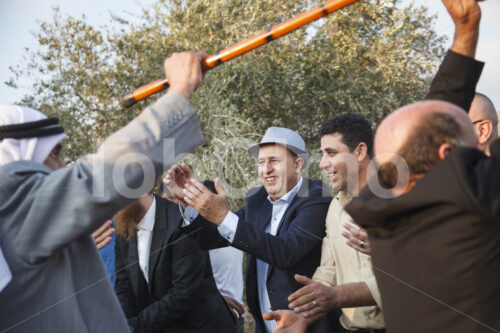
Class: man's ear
438,142,453,160
295,157,305,173
355,142,368,162
476,121,493,145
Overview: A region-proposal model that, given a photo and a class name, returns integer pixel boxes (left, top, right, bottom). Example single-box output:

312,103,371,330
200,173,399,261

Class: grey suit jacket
0,92,204,332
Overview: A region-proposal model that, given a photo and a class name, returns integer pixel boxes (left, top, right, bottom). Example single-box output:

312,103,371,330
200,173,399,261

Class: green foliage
8,0,445,210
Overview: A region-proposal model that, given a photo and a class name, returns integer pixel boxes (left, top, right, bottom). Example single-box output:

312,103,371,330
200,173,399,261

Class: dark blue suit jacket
181,178,340,333
115,196,236,333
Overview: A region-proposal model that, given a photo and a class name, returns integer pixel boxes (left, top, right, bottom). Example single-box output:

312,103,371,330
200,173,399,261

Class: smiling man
285,114,385,333
164,127,339,333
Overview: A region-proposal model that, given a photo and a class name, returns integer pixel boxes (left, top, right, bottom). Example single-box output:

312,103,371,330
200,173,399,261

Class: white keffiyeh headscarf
0,105,66,166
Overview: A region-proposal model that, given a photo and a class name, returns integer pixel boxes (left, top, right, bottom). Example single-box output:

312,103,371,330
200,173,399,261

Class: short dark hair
320,113,374,157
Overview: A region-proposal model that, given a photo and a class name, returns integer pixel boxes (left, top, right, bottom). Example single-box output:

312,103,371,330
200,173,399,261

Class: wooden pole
120,0,359,108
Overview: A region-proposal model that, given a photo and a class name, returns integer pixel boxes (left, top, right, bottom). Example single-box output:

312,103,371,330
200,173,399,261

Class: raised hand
164,51,208,100
183,178,229,225
442,0,481,24
163,163,193,206
442,0,482,57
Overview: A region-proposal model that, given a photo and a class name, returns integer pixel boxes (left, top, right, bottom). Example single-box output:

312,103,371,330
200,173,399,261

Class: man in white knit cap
0,51,206,332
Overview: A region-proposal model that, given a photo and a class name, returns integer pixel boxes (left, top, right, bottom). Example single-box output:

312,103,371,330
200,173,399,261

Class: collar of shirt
137,197,156,232
266,176,303,205
337,190,352,207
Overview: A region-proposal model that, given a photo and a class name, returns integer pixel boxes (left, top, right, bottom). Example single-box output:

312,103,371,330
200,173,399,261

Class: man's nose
264,162,274,173
319,155,328,170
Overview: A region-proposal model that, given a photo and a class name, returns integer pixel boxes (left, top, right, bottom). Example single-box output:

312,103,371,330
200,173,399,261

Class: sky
0,0,499,109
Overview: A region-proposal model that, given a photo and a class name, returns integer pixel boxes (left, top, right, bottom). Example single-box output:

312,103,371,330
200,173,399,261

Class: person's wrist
215,208,229,226
451,25,479,57
455,23,480,41
168,83,195,100
330,286,343,309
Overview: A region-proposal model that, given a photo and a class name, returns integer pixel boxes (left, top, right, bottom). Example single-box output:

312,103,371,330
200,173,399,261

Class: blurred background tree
7,0,446,330
7,0,445,206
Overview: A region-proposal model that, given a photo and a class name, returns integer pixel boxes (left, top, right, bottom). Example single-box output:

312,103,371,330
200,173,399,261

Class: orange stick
120,0,359,107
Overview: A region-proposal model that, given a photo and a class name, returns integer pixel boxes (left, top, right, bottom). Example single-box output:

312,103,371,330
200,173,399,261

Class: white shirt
181,177,303,333
0,246,12,292
209,247,244,305
254,177,303,333
136,197,156,284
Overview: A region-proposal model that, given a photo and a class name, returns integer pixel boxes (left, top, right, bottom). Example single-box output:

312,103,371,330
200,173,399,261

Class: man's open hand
263,310,307,333
183,178,229,225
288,274,338,319
163,163,192,207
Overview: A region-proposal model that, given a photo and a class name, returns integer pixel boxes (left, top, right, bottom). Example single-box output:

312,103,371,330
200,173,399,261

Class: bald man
344,1,500,332
263,1,490,331
469,93,498,155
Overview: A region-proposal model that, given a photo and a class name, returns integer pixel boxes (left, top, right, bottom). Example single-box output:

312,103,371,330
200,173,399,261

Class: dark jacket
115,195,236,333
182,179,340,333
424,50,483,107
346,51,495,332
347,139,500,333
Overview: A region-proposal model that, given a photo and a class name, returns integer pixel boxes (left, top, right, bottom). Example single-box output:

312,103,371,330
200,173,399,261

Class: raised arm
425,0,484,111
3,52,207,264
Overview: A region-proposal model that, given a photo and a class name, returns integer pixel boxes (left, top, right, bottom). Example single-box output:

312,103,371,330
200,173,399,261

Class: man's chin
263,185,277,195
330,181,345,193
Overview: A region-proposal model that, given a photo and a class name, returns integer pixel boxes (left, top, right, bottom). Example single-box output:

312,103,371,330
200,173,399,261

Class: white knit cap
0,105,66,166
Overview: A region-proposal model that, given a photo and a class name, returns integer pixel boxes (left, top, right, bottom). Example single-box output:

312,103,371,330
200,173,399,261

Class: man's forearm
445,0,481,58
336,282,377,308
451,20,480,57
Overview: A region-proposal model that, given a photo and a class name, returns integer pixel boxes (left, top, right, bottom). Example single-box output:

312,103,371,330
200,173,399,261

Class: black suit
182,179,340,333
115,196,236,333
345,51,497,332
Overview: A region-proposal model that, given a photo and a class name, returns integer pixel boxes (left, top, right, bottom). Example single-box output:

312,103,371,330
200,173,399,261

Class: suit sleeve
6,92,204,264
114,235,137,318
425,50,484,112
179,209,238,250
130,233,211,332
231,196,330,270
476,139,500,219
